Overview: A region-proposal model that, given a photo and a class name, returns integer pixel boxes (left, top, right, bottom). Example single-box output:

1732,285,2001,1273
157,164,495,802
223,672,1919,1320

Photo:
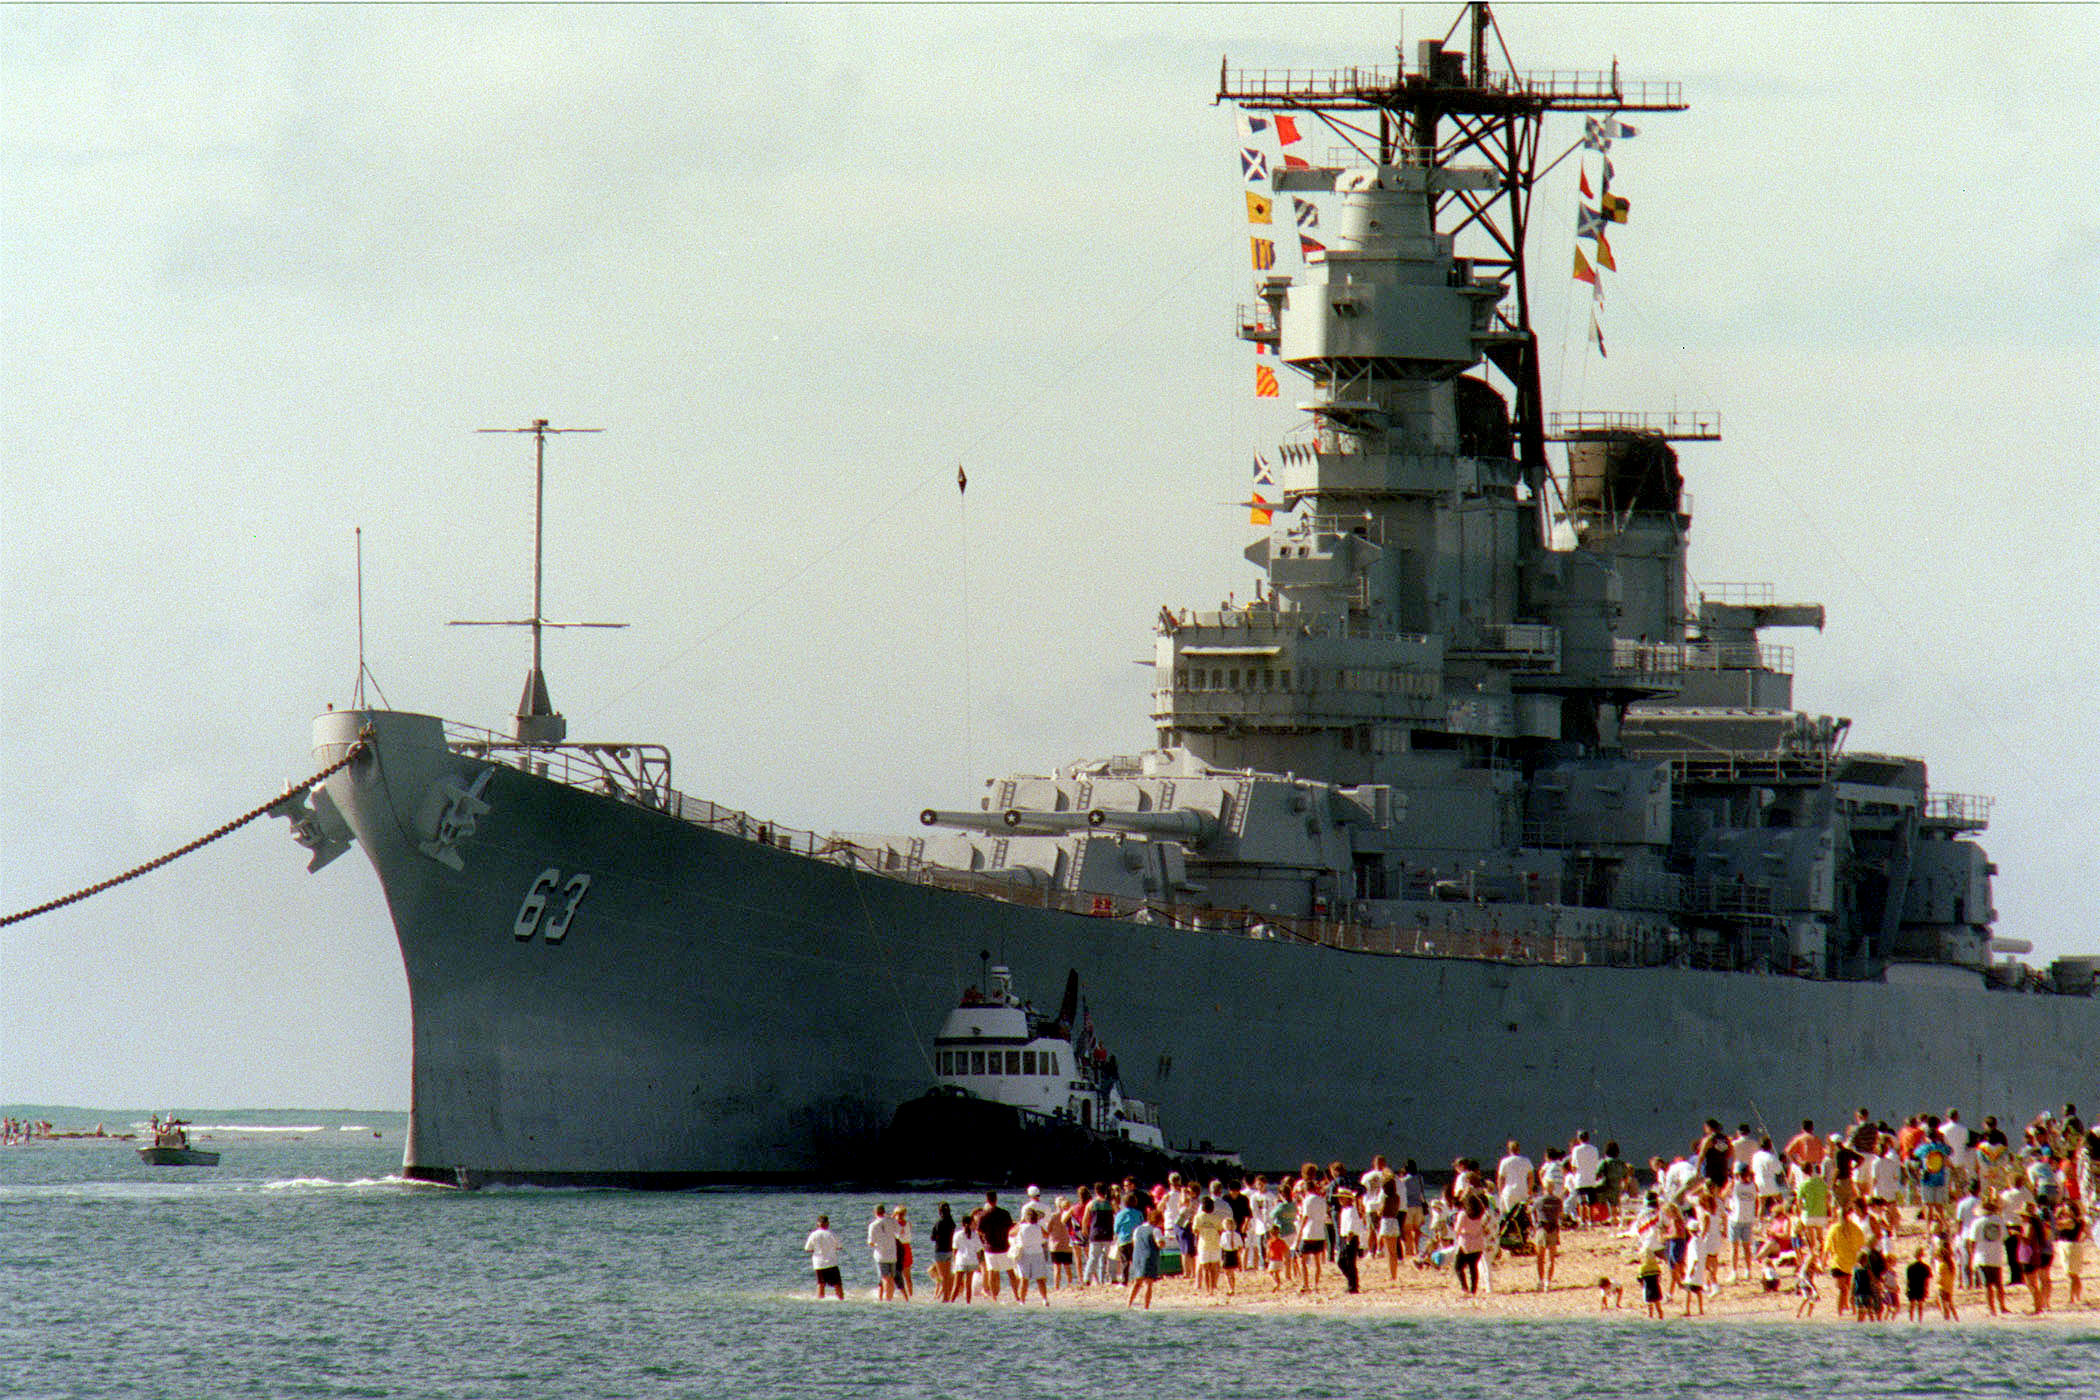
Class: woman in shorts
1046,1198,1075,1290
928,1202,956,1300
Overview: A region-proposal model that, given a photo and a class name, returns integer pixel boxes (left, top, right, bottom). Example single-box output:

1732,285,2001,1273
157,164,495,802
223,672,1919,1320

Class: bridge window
1006,1050,1022,1075
971,1050,986,1075
1023,1050,1037,1075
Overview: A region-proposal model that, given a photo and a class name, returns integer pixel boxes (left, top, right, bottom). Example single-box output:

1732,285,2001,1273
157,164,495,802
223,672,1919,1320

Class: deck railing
442,730,2060,990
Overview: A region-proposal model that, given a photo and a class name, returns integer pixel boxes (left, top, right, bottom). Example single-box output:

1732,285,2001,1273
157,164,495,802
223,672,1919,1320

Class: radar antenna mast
1219,0,1686,547
451,418,625,745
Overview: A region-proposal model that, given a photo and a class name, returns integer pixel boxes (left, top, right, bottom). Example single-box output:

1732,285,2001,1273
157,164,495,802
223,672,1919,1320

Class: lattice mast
1219,1,1684,546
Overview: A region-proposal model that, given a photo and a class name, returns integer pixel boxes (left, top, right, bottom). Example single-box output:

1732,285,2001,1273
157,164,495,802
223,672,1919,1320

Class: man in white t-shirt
867,1203,900,1300
1750,1138,1785,1215
1965,1200,2009,1315
1727,1165,1759,1280
805,1213,844,1299
1497,1140,1536,1213
1568,1131,1602,1225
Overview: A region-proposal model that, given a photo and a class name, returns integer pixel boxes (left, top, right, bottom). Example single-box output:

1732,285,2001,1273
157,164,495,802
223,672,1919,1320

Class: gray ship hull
314,710,2097,1186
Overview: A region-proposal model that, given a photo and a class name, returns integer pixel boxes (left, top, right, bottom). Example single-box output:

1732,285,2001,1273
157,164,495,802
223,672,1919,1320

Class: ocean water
3,1108,2095,1399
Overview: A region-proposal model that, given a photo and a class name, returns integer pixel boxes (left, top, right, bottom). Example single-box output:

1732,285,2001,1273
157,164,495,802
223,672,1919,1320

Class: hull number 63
513,869,592,943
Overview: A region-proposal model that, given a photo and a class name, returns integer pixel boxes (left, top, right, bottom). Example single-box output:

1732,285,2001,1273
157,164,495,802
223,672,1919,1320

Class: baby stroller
1498,1201,1534,1255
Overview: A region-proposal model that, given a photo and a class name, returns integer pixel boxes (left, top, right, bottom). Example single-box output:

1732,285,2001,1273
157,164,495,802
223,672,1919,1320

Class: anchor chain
0,740,368,929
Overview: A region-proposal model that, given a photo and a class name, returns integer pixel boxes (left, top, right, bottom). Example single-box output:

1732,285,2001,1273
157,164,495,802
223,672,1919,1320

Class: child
1127,1209,1163,1310
950,1217,982,1303
1637,1249,1665,1319
1904,1246,1931,1321
1792,1262,1819,1319
1596,1274,1624,1310
1934,1234,1959,1320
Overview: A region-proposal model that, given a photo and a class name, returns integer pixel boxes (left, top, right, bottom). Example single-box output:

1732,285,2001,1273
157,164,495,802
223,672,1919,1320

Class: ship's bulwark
319,711,2096,1187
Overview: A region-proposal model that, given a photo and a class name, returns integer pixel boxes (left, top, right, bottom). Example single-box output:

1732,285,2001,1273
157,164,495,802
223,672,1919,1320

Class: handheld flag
1240,148,1269,182
1254,365,1279,398
1250,238,1276,271
1274,114,1302,145
1246,191,1274,224
1572,245,1597,285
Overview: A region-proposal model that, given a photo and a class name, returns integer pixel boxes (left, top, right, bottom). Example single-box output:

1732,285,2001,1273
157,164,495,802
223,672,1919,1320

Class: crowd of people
798,1102,2098,1319
1,1117,57,1145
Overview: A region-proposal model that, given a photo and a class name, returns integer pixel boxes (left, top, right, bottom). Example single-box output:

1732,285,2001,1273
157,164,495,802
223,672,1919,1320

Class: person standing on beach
1826,1207,1865,1315
1568,1131,1602,1225
1452,1197,1489,1296
1086,1184,1116,1286
950,1214,982,1302
1727,1165,1759,1282
1127,1208,1162,1309
893,1206,915,1300
867,1204,900,1301
978,1191,1015,1300
929,1203,957,1300
1751,1137,1784,1219
1295,1170,1331,1293
1784,1120,1825,1182
1533,1181,1562,1290
1966,1197,2010,1316
1113,1190,1145,1287
804,1214,844,1300
1334,1189,1362,1294
1497,1141,1535,1216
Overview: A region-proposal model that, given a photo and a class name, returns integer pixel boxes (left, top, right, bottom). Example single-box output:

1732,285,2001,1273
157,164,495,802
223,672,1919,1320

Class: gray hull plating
317,711,2098,1185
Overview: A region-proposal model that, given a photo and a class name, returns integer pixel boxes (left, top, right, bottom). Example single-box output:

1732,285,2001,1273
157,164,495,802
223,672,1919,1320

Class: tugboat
882,966,1235,1185
136,1117,219,1167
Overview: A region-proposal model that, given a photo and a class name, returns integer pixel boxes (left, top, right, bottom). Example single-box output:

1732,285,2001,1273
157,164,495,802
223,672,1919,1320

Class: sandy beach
910,1213,2093,1326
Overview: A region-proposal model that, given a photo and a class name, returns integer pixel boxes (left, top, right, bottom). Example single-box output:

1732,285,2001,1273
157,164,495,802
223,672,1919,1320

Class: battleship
279,6,2097,1187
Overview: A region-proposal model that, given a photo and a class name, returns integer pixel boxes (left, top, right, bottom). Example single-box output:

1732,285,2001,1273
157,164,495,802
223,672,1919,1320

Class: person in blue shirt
1912,1134,1953,1232
1127,1207,1163,1309
1113,1192,1146,1287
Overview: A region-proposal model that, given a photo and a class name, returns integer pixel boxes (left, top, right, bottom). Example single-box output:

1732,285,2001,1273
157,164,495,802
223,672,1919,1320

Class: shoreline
798,1211,2095,1327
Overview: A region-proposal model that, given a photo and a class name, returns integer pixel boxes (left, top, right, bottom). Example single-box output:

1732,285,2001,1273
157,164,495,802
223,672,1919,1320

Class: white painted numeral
513,868,561,940
514,868,591,943
542,874,592,944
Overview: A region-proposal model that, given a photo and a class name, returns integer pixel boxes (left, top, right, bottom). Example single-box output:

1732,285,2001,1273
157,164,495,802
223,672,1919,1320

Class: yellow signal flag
1594,231,1617,271
1254,364,1279,398
1572,245,1597,285
1251,237,1276,271
1250,492,1274,526
1246,191,1274,224
1601,192,1630,223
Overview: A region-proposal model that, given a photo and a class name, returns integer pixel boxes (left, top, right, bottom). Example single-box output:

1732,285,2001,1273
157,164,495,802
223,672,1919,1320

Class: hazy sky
4,4,2095,1109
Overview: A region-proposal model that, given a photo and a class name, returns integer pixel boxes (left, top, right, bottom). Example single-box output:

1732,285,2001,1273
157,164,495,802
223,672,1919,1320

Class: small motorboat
136,1117,219,1167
